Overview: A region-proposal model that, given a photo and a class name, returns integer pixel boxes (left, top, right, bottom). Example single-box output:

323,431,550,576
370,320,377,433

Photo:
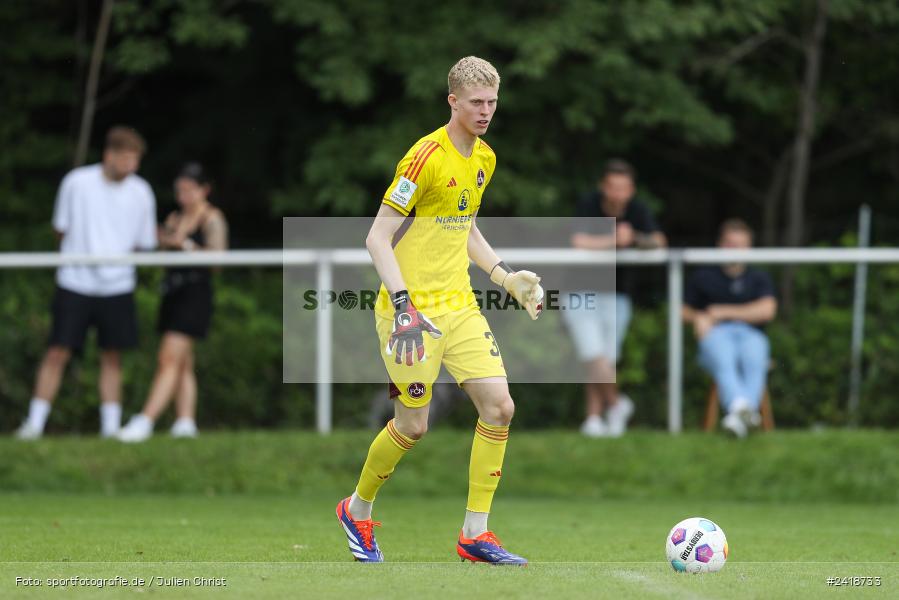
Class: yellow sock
467,419,509,513
355,419,416,502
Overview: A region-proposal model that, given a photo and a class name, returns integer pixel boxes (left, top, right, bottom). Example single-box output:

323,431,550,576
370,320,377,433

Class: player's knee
486,395,515,425
499,397,515,424
396,419,428,440
408,423,428,440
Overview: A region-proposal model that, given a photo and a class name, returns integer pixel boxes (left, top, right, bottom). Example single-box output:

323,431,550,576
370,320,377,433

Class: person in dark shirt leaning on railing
563,159,666,437
682,219,777,438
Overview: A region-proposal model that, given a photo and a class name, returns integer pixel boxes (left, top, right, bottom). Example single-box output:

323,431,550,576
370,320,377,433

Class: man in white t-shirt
16,126,157,439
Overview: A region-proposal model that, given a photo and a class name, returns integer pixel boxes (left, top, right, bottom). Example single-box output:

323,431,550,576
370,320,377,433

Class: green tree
270,0,743,216
0,0,252,249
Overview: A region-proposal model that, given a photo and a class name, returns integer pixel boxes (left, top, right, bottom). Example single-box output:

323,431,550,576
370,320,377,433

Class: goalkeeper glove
385,290,443,366
490,262,544,320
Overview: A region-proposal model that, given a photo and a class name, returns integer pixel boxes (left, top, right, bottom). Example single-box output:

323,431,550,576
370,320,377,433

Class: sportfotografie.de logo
301,289,597,311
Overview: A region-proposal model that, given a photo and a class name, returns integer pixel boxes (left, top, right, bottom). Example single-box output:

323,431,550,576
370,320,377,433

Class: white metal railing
7,247,899,267
4,247,898,433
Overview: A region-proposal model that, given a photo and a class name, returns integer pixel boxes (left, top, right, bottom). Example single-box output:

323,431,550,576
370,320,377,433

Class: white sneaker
14,422,43,440
606,395,635,437
580,415,609,438
730,397,760,428
747,411,762,428
170,418,198,439
721,412,747,438
117,415,153,443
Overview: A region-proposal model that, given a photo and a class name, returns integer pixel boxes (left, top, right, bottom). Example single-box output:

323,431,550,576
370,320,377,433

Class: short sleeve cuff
382,198,411,216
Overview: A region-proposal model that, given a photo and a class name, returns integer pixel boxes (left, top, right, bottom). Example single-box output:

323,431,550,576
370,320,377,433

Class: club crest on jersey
477,168,485,188
407,382,426,399
458,189,470,211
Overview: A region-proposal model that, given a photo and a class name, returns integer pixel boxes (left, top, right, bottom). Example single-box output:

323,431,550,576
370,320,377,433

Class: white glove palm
502,270,544,320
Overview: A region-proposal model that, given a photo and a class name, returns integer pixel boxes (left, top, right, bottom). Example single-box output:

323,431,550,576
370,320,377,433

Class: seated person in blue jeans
682,219,777,438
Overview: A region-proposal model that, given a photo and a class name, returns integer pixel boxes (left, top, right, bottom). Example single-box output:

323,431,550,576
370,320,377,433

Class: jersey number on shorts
484,332,500,357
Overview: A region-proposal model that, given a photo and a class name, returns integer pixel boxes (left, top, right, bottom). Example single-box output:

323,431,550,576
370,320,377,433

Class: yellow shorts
376,306,507,408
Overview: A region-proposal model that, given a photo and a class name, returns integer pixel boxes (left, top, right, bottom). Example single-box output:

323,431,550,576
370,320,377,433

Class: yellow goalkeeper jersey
376,126,496,318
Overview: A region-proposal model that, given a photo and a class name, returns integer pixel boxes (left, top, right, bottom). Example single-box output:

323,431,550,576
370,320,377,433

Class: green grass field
1,431,897,598
1,494,896,598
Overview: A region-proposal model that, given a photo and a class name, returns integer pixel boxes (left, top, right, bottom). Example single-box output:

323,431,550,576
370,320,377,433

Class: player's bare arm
365,202,409,294
367,202,441,365
467,216,503,273
468,215,544,320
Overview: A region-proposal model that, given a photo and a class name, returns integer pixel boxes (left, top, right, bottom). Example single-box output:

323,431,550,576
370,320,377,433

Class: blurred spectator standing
15,126,157,439
682,219,778,438
563,159,666,437
118,163,228,442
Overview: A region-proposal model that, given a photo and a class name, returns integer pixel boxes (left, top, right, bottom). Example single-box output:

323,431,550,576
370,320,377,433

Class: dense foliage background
2,0,898,430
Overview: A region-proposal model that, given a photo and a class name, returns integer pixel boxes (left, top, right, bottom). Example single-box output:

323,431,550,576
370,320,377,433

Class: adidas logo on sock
489,470,502,477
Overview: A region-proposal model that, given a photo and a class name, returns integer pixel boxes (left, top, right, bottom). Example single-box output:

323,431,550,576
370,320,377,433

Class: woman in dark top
118,163,228,442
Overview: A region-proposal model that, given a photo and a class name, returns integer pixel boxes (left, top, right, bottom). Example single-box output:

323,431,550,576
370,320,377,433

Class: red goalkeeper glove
385,290,443,366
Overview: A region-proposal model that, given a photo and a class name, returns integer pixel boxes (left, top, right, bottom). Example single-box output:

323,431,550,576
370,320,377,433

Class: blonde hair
447,56,500,94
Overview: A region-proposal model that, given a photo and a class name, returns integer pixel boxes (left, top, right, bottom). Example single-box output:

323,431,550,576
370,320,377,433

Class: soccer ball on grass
665,517,728,573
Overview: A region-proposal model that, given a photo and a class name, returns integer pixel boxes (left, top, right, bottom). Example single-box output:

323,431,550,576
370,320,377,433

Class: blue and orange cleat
336,497,384,562
457,530,528,566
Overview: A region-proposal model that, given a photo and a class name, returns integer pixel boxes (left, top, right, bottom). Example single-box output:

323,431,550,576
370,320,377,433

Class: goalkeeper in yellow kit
335,56,543,565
